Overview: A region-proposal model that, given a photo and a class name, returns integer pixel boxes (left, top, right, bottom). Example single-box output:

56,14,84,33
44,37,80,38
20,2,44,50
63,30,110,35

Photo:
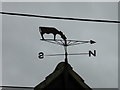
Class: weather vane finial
38,26,96,64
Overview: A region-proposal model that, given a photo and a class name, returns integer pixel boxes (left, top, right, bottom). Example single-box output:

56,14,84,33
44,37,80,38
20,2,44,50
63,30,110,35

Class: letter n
89,50,96,57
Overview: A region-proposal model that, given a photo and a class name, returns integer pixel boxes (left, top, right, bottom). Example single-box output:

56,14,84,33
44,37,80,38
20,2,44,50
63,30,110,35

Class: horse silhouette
39,27,67,41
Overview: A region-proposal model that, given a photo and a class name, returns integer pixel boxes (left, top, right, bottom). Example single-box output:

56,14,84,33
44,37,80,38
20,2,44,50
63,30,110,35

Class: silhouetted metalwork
39,27,67,41
45,53,89,56
39,27,96,63
40,39,95,46
0,11,120,23
39,26,68,63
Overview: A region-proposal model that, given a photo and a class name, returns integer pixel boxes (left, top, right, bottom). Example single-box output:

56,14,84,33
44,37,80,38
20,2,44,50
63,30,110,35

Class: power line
0,86,34,89
0,11,119,24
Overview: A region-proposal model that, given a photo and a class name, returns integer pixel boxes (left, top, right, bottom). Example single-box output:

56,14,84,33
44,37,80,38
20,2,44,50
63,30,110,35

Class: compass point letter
89,50,96,57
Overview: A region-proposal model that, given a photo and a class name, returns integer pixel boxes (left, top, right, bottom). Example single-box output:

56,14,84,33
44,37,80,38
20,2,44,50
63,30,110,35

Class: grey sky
2,2,118,88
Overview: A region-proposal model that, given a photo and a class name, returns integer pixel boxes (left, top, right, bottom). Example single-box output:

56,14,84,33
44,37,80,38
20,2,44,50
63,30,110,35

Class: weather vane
38,26,96,63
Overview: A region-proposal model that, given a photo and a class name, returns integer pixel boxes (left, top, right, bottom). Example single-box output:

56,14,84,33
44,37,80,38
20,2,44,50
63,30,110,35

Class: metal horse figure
39,27,67,42
39,26,68,63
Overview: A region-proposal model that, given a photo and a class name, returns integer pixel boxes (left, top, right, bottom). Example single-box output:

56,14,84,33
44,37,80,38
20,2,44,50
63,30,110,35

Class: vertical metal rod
65,46,68,63
64,39,68,63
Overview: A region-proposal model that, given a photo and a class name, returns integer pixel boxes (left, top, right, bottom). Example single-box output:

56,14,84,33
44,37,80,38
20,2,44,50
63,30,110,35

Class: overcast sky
2,2,118,88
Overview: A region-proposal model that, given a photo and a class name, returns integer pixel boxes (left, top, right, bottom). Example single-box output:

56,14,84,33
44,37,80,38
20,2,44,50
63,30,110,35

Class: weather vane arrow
40,39,96,46
90,40,96,44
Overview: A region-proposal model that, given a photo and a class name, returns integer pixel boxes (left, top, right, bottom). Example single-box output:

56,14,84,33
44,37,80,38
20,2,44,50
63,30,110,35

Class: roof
34,62,92,90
